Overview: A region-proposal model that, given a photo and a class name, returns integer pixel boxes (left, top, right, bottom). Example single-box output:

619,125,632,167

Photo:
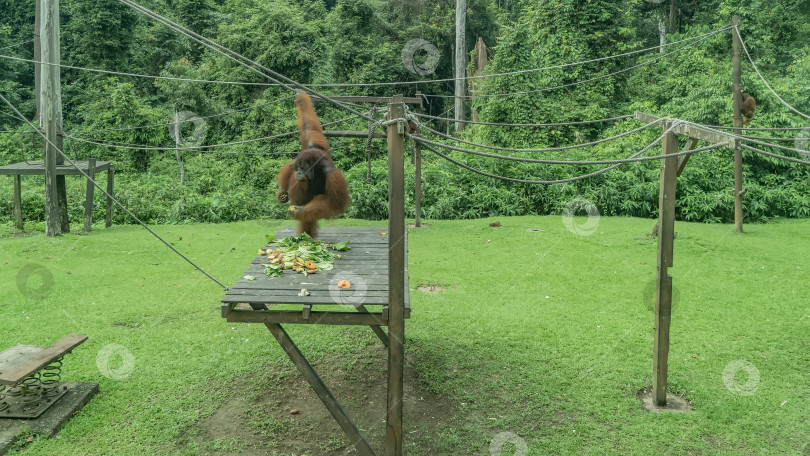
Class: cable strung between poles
65,94,298,135
416,112,633,127
738,136,810,155
414,134,723,166
740,144,810,165
417,119,661,154
117,0,377,125
416,121,690,184
0,40,33,52
0,28,729,89
424,28,730,99
734,27,810,120
63,114,362,151
739,134,803,142
0,91,230,291
702,124,809,132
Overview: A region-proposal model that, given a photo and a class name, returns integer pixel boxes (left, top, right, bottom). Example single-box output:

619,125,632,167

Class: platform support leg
13,175,23,230
83,158,95,232
264,323,377,456
105,165,114,228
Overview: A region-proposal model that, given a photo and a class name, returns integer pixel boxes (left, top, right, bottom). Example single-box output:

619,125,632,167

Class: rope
419,121,690,184
414,131,724,165
703,124,809,131
116,0,377,125
0,53,293,87
740,144,810,165
65,94,297,134
739,134,802,142
0,28,729,89
365,106,377,183
0,91,230,291
424,27,729,99
417,119,660,153
738,135,810,155
735,27,810,120
416,112,633,127
0,40,32,52
63,114,361,151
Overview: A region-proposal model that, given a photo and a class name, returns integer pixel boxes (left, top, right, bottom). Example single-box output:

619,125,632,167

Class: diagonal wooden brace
263,323,377,456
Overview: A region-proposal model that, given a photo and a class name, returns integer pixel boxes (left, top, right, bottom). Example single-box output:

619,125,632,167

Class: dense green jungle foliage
1,0,809,225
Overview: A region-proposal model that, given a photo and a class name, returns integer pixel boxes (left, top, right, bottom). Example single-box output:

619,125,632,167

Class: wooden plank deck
0,160,112,176
222,227,410,322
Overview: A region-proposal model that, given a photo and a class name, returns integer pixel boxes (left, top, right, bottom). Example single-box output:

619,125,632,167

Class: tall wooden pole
385,96,406,455
731,15,744,233
40,0,62,236
414,92,423,228
653,126,678,406
454,0,466,131
34,0,42,121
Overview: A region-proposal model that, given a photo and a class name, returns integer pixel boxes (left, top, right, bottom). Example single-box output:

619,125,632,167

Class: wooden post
385,95,406,455
34,0,41,122
653,127,678,406
651,137,698,237
40,0,61,237
731,15,744,233
83,159,96,232
13,175,23,230
173,111,185,184
414,92,423,228
105,164,114,228
454,0,466,131
470,37,488,122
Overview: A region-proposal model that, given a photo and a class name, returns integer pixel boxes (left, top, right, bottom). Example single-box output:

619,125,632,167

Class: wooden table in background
0,160,114,231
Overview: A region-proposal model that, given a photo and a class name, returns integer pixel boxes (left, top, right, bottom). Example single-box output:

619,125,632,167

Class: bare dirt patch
190,332,457,455
636,387,693,413
416,285,444,293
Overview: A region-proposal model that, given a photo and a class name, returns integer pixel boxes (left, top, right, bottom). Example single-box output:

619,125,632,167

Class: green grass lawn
1,216,808,455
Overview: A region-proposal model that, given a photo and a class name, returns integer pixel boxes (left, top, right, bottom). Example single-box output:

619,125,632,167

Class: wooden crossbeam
633,112,736,148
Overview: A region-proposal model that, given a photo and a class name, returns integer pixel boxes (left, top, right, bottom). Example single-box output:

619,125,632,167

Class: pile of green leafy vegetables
262,233,351,278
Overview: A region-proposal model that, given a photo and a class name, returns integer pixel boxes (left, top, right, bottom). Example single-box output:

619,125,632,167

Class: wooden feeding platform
222,227,410,326
0,160,114,231
221,226,410,455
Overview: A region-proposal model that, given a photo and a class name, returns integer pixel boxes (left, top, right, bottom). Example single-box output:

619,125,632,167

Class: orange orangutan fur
276,93,349,238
